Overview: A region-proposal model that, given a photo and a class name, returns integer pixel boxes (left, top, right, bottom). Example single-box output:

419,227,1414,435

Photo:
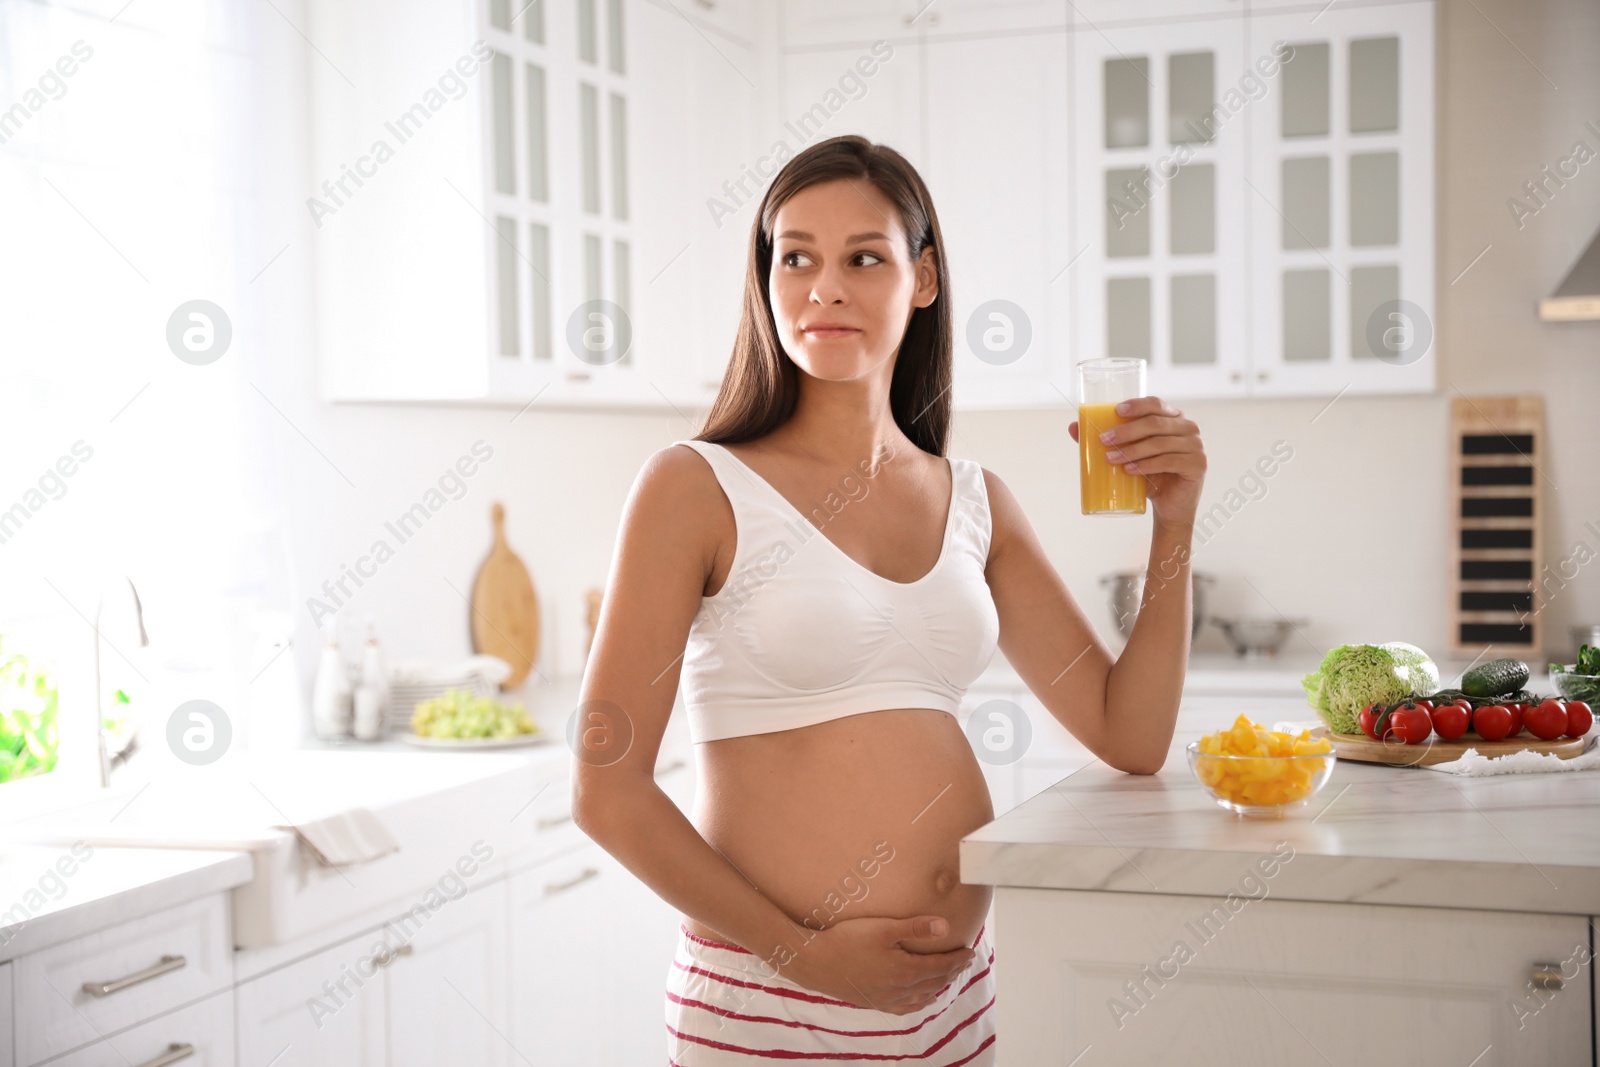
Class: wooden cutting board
469,502,539,688
1310,726,1588,766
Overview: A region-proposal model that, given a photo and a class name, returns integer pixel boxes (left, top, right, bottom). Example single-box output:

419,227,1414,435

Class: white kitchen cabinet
995,887,1591,1065
922,0,1070,37
925,32,1073,410
46,991,234,1067
234,878,511,1067
1072,0,1241,24
1246,2,1435,398
779,0,917,49
1073,16,1252,399
1070,4,1431,400
234,927,388,1067
509,751,693,1063
781,39,922,168
1,962,12,1067
14,894,232,1067
384,878,511,1067
780,0,1068,46
312,0,734,408
678,0,758,45
632,0,764,409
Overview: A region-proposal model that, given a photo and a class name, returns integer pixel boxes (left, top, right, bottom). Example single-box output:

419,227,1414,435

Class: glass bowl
1185,742,1337,817
1550,673,1600,705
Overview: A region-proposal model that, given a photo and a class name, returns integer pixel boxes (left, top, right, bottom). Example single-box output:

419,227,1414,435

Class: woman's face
767,177,937,383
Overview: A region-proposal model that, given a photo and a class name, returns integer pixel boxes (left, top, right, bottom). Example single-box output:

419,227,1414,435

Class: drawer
41,990,233,1067
15,895,231,1067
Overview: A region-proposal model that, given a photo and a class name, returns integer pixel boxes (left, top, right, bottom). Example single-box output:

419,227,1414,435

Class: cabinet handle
535,811,574,832
542,866,601,897
1529,963,1564,990
1229,371,1243,383
565,371,591,382
375,942,414,968
655,757,687,777
1256,371,1269,382
133,1043,195,1067
81,954,186,997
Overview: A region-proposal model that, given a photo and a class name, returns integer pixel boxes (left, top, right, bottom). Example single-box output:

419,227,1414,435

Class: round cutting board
1310,725,1589,766
469,502,539,687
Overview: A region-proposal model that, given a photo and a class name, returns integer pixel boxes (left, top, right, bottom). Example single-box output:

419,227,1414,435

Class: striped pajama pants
664,922,997,1065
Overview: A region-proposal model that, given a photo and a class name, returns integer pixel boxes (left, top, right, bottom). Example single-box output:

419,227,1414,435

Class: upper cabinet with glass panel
1074,19,1251,397
1248,2,1434,397
1073,1,1432,401
310,0,715,407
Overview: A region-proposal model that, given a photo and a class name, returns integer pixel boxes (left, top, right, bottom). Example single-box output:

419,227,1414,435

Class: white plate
398,731,555,749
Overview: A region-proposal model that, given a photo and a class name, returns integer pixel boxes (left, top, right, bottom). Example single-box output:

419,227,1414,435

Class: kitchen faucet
93,576,148,788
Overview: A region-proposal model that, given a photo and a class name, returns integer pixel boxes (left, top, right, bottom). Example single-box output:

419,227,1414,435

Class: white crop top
673,439,1001,743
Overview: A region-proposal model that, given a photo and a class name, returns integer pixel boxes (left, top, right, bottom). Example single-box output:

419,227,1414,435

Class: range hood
1540,228,1600,321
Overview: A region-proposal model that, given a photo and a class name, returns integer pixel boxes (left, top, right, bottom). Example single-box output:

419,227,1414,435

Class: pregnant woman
571,135,1207,1065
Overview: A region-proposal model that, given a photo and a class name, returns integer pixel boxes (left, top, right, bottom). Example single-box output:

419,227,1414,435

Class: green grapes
410,688,536,739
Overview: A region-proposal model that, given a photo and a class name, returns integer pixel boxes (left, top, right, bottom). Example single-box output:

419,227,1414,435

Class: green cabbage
1301,642,1440,735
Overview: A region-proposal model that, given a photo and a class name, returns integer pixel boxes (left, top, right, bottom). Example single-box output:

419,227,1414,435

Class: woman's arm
573,445,976,1008
571,445,807,965
984,398,1206,774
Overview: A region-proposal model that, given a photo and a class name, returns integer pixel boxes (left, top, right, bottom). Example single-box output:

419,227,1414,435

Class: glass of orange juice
1077,357,1147,515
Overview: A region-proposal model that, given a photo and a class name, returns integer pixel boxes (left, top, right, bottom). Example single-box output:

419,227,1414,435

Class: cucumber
1461,658,1530,698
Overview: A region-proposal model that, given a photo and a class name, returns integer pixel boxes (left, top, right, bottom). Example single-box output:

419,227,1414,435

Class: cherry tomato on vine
1565,701,1593,739
1388,704,1433,745
1429,702,1470,741
1358,702,1386,741
1473,704,1514,742
1525,699,1568,742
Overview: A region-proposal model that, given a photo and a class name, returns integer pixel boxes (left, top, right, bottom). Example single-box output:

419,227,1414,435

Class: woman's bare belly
683,707,994,958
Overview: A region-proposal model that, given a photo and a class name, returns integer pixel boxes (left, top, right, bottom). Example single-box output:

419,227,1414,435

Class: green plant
0,636,61,784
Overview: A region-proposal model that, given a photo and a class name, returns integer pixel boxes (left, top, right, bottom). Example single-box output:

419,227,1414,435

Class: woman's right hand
781,914,979,1015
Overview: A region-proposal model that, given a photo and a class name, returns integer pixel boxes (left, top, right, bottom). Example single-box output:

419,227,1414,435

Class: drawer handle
1529,963,1564,990
81,954,187,997
655,758,687,777
134,1042,195,1067
375,942,415,968
542,866,600,897
535,811,574,832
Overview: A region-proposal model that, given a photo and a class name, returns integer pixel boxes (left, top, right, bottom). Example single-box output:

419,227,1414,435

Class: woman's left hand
1069,396,1206,529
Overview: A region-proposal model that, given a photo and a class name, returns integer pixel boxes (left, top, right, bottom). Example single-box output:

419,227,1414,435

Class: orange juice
1079,403,1147,514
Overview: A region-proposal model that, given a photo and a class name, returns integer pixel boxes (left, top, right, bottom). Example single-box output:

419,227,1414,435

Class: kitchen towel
273,806,401,866
1417,733,1600,776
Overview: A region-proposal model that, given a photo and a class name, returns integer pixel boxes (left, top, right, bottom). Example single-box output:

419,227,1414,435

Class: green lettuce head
1301,642,1440,735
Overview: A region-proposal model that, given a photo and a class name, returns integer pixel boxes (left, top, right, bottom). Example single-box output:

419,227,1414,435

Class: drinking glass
1077,357,1147,515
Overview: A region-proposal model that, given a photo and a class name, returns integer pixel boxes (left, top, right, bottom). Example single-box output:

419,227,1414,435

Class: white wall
244,0,1600,728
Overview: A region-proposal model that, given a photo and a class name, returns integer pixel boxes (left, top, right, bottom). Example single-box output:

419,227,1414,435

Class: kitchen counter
961,726,1600,916
0,845,252,962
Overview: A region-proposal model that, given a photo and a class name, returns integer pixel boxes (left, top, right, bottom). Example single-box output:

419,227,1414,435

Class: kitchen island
961,726,1600,1066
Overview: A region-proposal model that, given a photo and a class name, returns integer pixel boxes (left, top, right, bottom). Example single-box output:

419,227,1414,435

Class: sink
0,749,550,948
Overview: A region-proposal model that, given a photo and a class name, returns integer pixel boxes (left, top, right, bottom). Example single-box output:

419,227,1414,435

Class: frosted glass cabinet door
1246,2,1434,398
1073,18,1250,399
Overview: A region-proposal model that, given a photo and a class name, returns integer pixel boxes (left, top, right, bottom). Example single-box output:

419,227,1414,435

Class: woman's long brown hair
694,135,953,457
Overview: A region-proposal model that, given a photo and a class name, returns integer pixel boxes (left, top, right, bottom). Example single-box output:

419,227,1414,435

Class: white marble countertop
961,725,1600,916
0,845,253,963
